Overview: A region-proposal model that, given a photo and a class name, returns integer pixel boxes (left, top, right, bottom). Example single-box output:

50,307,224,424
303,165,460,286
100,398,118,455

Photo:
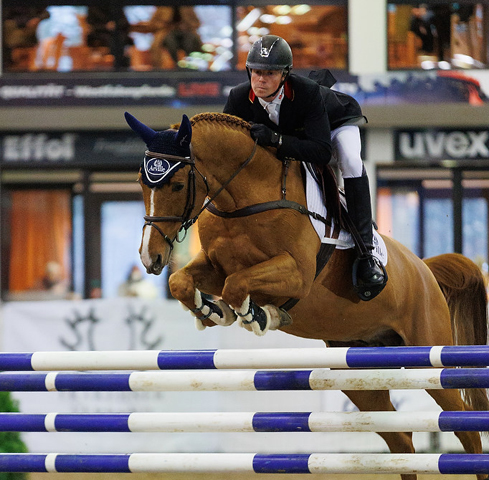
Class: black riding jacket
224,71,366,167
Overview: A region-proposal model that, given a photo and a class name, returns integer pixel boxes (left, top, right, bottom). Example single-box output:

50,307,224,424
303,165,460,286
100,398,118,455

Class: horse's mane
171,113,251,132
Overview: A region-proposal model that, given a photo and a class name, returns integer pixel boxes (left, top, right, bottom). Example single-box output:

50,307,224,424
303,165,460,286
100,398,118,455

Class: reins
142,140,258,251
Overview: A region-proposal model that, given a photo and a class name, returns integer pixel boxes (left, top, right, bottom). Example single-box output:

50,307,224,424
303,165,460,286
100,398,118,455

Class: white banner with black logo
1,298,458,454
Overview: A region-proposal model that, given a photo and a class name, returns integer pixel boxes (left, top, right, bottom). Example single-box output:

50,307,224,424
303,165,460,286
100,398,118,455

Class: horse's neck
192,125,303,210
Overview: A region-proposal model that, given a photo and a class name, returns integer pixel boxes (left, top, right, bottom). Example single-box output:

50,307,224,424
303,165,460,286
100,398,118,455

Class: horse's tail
424,252,489,411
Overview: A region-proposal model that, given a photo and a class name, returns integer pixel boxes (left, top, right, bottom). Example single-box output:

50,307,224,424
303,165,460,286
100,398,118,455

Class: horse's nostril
149,254,164,275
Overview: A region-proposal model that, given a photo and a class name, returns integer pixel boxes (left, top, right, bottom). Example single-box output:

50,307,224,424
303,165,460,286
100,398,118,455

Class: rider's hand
250,124,281,147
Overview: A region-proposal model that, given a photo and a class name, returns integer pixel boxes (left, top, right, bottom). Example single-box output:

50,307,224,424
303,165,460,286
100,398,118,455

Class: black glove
250,123,281,147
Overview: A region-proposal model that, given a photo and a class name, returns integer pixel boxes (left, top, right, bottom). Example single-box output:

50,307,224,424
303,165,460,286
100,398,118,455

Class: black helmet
246,35,293,72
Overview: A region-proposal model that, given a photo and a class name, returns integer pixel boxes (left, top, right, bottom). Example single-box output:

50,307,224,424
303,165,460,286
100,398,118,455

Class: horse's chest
206,234,270,273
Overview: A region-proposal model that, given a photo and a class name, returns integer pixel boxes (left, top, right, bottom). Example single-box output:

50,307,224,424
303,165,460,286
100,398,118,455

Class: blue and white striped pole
1,453,489,474
0,411,488,433
1,346,489,371
0,368,488,391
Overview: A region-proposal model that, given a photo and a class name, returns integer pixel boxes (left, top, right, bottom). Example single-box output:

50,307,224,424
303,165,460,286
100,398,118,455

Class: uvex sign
395,129,489,161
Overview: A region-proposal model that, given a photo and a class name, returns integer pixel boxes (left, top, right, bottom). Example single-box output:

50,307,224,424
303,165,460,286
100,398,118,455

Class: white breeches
331,125,364,179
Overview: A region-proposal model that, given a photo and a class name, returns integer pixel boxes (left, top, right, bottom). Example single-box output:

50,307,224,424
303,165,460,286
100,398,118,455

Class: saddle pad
304,164,388,266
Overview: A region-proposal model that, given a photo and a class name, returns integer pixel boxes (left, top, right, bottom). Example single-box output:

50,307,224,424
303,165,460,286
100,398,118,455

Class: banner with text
395,128,489,161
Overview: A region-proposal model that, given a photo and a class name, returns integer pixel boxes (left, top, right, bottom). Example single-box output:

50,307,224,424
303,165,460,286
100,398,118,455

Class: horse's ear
124,112,157,146
175,114,192,149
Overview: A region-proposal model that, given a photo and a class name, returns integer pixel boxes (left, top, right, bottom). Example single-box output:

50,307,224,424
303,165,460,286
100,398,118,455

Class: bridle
142,140,258,251
142,150,201,252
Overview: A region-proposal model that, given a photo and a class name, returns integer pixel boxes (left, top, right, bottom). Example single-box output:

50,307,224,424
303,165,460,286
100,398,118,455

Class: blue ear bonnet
147,129,191,157
124,112,192,188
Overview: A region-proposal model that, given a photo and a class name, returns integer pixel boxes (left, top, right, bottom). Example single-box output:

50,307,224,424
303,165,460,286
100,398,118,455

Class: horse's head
125,112,197,275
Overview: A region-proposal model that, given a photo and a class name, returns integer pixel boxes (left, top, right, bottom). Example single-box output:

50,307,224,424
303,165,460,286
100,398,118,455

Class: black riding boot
344,175,387,301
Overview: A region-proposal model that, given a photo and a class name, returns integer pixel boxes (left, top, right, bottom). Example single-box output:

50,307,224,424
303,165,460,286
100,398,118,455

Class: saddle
306,162,378,259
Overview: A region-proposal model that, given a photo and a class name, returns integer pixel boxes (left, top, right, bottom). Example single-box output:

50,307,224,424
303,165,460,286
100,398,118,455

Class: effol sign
3,133,76,162
0,131,148,167
395,128,489,161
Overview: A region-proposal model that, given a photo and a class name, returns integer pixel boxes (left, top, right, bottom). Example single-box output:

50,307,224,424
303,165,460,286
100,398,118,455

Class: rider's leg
332,125,386,300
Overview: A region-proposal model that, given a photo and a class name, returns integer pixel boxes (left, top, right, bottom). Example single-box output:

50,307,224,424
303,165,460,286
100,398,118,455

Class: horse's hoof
235,296,271,336
264,305,293,329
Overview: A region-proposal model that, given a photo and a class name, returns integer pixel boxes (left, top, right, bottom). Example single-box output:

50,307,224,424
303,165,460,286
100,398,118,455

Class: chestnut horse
126,111,488,480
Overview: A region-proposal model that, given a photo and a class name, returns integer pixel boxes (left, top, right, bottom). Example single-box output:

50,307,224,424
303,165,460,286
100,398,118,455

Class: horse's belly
200,214,319,276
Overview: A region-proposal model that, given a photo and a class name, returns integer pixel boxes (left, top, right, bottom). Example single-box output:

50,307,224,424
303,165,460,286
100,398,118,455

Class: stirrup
352,255,388,301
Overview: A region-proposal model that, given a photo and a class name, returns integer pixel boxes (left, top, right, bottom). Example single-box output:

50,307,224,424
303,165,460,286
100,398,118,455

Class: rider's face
250,69,284,99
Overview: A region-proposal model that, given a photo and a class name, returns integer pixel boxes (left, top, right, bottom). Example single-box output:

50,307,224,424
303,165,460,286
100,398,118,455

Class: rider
224,34,387,301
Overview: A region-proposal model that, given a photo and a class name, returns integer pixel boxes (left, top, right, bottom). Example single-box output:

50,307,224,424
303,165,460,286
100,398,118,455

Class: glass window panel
387,2,486,70
101,200,167,299
3,4,233,72
423,197,453,257
6,189,73,300
462,197,488,264
125,5,233,71
72,194,85,298
236,5,347,70
100,200,200,299
377,186,420,255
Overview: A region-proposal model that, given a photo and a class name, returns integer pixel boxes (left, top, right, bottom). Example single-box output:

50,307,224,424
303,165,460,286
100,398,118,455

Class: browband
145,150,194,164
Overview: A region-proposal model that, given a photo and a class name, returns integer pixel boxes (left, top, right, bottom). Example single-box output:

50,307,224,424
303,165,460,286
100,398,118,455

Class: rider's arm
276,83,332,167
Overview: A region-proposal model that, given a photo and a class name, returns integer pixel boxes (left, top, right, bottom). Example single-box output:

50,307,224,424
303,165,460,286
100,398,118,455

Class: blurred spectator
27,261,80,300
86,6,133,69
3,6,50,69
162,7,202,67
118,265,158,299
89,279,102,299
36,261,69,294
430,4,451,62
131,7,174,68
409,4,434,54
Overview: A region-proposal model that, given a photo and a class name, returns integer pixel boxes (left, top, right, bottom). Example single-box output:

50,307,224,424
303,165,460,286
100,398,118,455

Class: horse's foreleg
342,390,417,480
221,252,313,335
169,250,236,329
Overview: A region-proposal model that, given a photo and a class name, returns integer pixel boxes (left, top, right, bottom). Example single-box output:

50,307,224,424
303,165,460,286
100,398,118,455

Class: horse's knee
168,270,195,302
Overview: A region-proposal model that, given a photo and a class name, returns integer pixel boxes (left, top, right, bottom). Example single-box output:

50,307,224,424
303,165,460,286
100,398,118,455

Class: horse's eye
172,183,185,192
